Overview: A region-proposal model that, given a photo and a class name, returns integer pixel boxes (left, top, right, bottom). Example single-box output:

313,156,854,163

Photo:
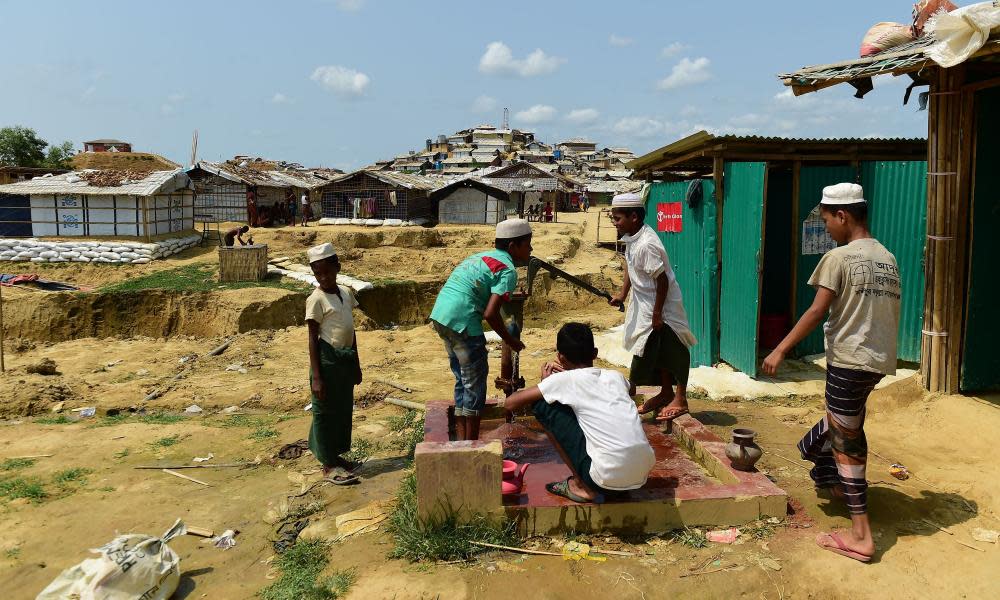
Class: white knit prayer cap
307,242,337,263
821,183,866,205
496,218,532,239
611,192,643,208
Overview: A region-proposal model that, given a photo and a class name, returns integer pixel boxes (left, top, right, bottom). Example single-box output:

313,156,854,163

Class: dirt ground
1,213,998,598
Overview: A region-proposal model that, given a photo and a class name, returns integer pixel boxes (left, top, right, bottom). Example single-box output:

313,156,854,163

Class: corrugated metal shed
0,169,190,196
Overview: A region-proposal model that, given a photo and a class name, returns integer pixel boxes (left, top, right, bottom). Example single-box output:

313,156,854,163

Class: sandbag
30,257,47,263
926,2,1000,67
913,0,958,36
38,250,59,259
37,520,185,600
99,252,122,260
133,257,151,264
383,218,404,227
860,22,914,57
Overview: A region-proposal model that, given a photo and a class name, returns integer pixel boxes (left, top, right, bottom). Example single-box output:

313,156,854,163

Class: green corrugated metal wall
643,180,719,367
794,166,859,356
720,162,767,377
861,161,927,363
961,87,1000,391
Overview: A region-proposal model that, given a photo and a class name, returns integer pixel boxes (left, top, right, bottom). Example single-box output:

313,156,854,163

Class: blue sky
1,0,929,170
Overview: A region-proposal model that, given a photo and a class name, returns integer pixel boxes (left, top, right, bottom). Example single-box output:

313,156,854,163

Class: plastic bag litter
37,519,186,600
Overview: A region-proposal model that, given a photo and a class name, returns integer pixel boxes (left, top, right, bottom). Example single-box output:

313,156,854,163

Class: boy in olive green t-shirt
762,183,900,563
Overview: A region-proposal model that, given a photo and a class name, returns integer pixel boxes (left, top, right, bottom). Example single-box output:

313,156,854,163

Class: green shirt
429,249,517,336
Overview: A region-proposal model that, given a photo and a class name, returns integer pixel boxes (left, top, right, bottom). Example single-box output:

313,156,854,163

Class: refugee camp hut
0,166,69,185
187,161,250,222
477,161,574,218
0,169,193,238
429,176,512,224
779,26,1000,393
316,170,437,223
583,179,641,207
629,131,926,375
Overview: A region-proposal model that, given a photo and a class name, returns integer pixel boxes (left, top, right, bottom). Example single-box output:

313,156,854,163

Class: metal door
794,165,858,356
861,160,927,363
642,180,718,368
961,87,1000,390
720,162,767,377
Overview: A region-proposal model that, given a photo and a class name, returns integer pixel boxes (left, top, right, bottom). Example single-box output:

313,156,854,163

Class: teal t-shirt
429,249,517,336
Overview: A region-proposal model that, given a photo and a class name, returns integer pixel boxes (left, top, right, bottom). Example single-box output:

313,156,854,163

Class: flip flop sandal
340,459,363,474
545,477,592,504
323,468,359,486
654,406,689,422
638,396,671,415
815,532,873,563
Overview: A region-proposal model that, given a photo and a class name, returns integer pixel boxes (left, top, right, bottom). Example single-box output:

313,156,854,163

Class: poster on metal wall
802,204,837,255
656,202,683,233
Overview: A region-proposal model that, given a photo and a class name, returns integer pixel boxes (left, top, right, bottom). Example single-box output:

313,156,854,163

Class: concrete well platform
415,395,787,536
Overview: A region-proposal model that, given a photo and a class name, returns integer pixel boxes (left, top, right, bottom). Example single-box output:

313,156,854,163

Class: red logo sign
656,202,683,233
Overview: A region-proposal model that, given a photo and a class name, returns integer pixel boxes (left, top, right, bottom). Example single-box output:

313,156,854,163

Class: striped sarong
798,364,884,515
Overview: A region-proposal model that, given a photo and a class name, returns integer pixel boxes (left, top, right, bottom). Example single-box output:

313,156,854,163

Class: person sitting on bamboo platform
762,183,900,563
608,192,697,423
306,242,363,485
223,225,250,247
500,323,655,503
429,218,533,441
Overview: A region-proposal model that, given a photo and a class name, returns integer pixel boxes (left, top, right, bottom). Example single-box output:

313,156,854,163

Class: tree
0,126,75,169
0,126,48,167
45,141,76,169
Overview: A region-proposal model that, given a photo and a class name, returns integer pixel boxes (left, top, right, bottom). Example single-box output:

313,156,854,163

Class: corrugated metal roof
347,169,440,190
629,130,927,174
583,180,642,194
779,34,1000,95
0,169,189,196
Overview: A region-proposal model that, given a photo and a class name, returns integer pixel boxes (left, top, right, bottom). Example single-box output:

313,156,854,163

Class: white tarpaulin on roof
927,2,1000,67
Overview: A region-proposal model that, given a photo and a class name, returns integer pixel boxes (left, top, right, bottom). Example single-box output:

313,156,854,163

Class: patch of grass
151,435,181,448
91,413,131,428
138,412,184,425
387,472,518,562
217,414,270,429
5,547,20,559
0,477,47,502
53,467,92,486
249,427,279,441
384,410,423,459
386,410,418,432
1,458,36,471
102,263,311,294
35,415,72,425
669,527,708,549
343,437,380,464
742,519,781,541
286,501,325,522
277,414,302,423
258,540,355,600
98,486,116,493
113,448,130,460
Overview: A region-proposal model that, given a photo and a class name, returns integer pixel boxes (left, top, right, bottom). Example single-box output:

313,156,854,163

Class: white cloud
612,116,671,139
657,57,712,90
679,104,700,118
335,0,364,11
729,113,768,127
479,41,565,77
471,94,497,114
81,85,97,101
515,104,558,124
660,42,689,59
609,34,633,47
272,92,292,104
311,65,370,97
565,108,600,124
160,92,186,116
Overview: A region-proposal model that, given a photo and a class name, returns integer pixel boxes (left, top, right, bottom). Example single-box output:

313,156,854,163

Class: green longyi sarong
309,340,359,467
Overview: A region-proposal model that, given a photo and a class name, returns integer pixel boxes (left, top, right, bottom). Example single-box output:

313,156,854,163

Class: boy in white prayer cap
762,182,900,563
609,192,697,422
429,218,533,440
305,242,362,485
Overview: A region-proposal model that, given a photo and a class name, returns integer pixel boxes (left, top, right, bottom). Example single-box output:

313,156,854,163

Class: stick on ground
162,468,211,487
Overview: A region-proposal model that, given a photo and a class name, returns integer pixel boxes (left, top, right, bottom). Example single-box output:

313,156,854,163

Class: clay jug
501,463,530,495
726,428,763,472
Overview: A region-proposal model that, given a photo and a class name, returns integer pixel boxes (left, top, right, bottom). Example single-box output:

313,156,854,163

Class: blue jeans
432,321,488,417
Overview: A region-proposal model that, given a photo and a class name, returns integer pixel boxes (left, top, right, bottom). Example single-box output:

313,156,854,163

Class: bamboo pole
0,279,5,373
949,82,975,392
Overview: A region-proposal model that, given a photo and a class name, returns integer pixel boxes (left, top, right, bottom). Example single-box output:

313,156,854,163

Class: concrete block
415,440,502,524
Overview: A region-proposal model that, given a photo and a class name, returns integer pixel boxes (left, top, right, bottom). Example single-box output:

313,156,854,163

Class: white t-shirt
301,193,309,205
305,285,356,348
537,368,656,490
621,224,696,356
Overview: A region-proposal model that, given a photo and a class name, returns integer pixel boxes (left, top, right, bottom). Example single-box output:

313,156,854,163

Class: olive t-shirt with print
808,238,901,375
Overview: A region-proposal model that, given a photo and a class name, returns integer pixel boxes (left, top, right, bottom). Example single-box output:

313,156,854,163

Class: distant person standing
300,191,310,227
247,189,259,227
544,201,553,223
582,192,590,212
289,191,299,226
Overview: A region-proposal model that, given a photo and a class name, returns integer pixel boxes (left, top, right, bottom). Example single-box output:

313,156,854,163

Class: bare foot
567,476,597,502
